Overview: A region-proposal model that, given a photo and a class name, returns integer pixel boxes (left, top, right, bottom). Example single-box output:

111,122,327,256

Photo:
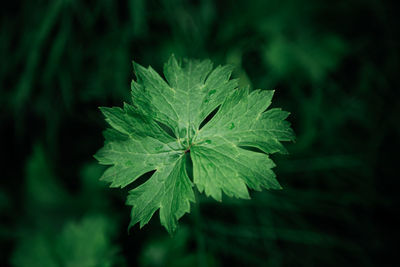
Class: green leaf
95,55,294,233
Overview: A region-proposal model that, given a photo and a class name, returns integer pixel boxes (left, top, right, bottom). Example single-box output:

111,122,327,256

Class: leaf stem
193,190,207,267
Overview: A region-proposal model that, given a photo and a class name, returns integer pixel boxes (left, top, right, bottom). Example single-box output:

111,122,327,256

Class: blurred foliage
139,226,218,267
12,215,121,267
10,144,123,267
1,0,398,266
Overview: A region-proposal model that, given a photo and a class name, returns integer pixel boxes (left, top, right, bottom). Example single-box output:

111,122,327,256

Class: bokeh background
1,0,399,266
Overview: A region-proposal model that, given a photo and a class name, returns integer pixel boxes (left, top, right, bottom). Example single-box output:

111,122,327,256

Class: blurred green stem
193,190,206,267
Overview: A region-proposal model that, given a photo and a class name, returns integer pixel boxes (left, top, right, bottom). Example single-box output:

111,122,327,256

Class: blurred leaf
55,215,120,267
11,215,121,267
11,234,59,267
264,34,347,83
25,144,69,209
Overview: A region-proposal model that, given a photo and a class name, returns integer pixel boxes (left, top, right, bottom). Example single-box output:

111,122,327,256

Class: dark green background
1,0,399,266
